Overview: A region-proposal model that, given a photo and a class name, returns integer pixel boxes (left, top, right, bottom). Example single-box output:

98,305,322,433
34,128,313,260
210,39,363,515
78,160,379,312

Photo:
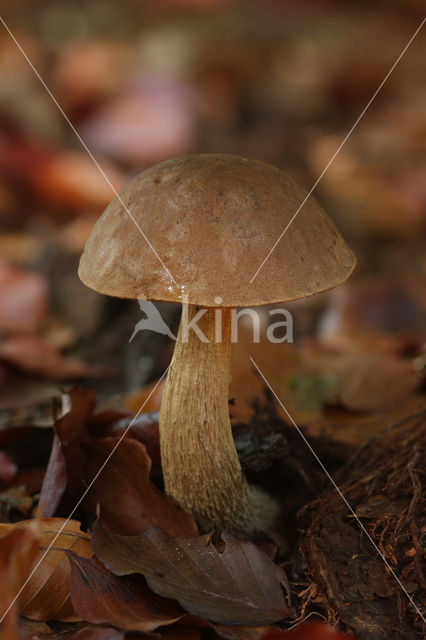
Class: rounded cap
79,154,356,307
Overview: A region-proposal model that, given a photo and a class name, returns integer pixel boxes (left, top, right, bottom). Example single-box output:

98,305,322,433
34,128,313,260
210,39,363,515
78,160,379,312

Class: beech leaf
0,518,94,622
0,520,40,640
92,518,290,625
68,552,186,632
83,436,198,536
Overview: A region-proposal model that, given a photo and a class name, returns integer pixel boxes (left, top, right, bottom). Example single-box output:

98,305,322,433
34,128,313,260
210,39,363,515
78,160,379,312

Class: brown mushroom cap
78,154,356,307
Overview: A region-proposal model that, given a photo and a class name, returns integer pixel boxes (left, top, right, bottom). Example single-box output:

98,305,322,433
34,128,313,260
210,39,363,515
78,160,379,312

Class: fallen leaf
0,261,48,334
68,552,185,632
83,436,197,536
0,519,94,622
0,335,110,381
0,520,40,640
92,518,290,625
99,411,161,466
38,389,96,518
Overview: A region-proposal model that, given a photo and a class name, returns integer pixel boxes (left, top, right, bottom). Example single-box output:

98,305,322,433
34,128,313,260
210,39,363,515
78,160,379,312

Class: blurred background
0,0,425,422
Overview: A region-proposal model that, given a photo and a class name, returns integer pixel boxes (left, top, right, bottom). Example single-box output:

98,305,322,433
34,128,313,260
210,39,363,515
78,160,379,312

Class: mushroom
79,154,356,536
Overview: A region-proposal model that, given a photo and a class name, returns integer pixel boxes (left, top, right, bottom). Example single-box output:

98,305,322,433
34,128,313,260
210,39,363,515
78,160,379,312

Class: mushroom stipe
79,153,356,536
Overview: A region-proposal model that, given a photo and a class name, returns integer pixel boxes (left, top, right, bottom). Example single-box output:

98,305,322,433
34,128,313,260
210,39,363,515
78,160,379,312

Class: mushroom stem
159,304,278,535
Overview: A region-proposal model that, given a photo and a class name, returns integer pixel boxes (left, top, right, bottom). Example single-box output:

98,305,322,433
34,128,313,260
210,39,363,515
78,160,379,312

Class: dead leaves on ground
0,519,39,639
0,518,93,622
83,437,197,536
0,387,294,635
92,518,290,625
68,553,186,633
38,388,196,537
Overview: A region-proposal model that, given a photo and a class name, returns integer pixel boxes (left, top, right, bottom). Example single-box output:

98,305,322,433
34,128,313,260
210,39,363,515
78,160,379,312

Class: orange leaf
0,518,93,622
0,520,40,640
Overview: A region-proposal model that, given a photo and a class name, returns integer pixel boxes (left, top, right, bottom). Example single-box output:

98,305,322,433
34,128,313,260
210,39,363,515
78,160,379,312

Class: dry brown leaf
92,518,290,625
68,552,186,632
0,518,94,622
83,436,198,536
0,520,40,640
38,388,96,518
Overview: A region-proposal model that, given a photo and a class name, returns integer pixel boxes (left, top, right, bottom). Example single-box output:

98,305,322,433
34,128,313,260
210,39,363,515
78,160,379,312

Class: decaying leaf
0,518,94,622
68,552,186,632
92,518,290,625
83,436,198,536
0,520,40,640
